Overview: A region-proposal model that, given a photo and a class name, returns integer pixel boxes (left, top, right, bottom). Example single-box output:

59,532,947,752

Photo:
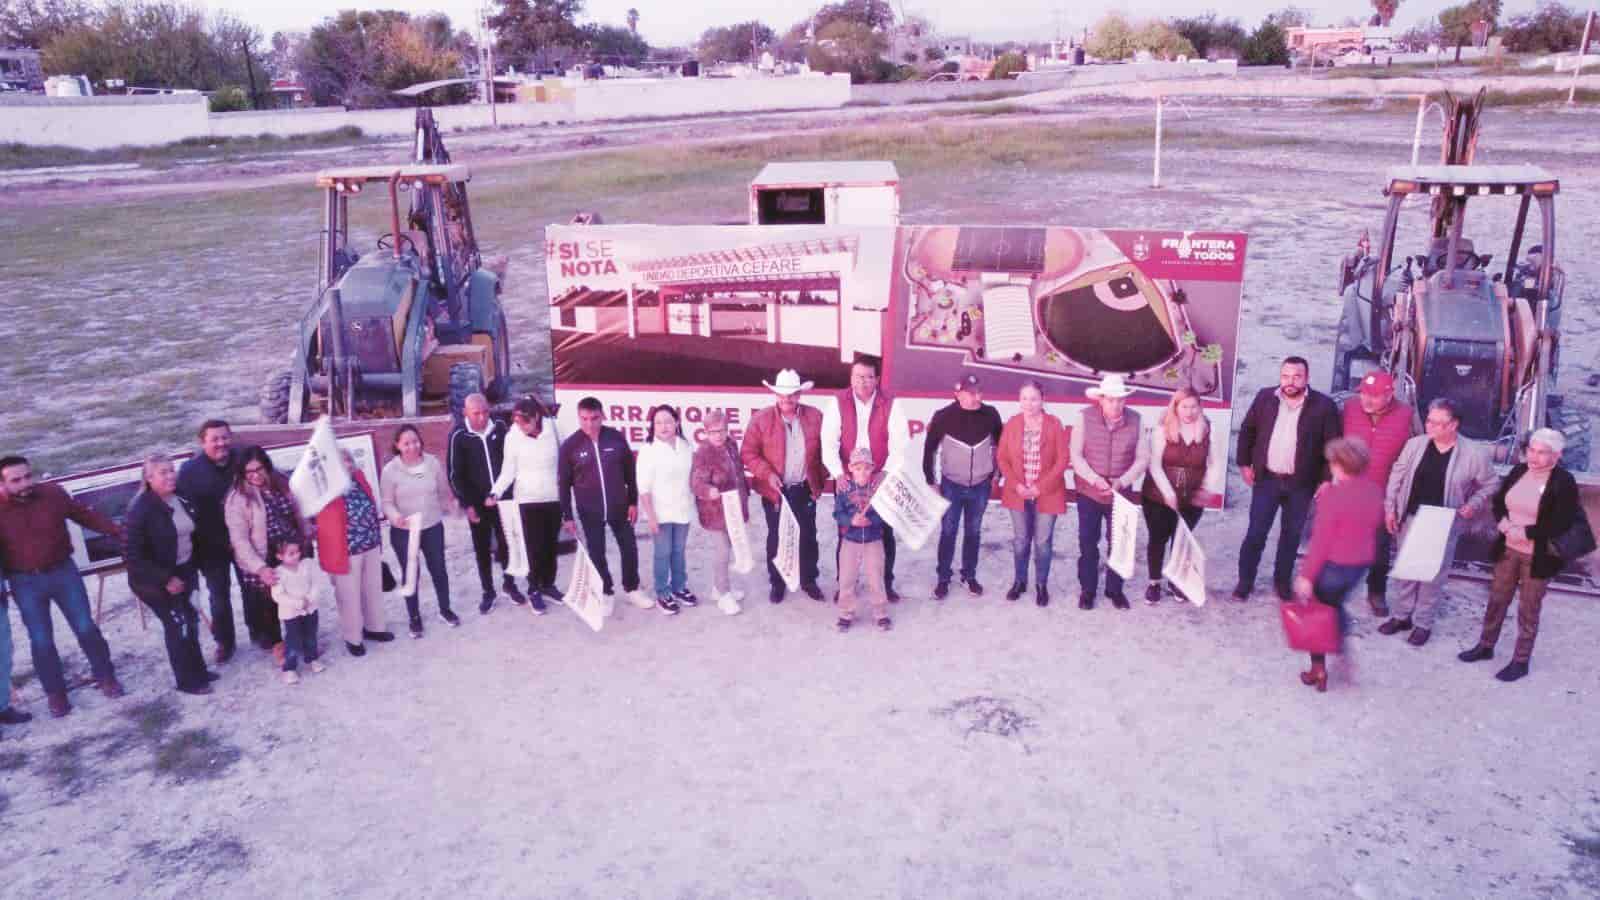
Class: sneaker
346,642,366,657
441,609,462,627
409,617,424,639
716,591,742,616
962,577,983,597
479,590,495,614
732,589,747,602
1229,584,1250,603
656,594,681,616
503,578,527,605
836,617,853,633
281,670,300,685
673,589,699,608
1005,582,1027,601
308,660,327,674
542,584,566,602
362,629,395,643
876,616,893,632
529,593,548,616
933,580,950,600
626,589,656,610
1145,584,1162,605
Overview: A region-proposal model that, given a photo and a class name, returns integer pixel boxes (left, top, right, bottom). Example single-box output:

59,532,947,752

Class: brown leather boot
47,691,72,718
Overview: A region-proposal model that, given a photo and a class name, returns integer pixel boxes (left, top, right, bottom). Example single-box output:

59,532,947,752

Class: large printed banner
544,224,1246,502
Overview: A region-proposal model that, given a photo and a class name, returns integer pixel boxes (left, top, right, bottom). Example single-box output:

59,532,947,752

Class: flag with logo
1107,491,1141,580
772,496,802,592
563,541,606,632
500,499,529,577
1162,517,1208,606
870,465,950,552
722,490,754,574
288,417,350,517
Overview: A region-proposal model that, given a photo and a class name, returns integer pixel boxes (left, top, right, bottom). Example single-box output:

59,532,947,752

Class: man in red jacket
741,369,828,604
1340,371,1420,616
820,355,907,601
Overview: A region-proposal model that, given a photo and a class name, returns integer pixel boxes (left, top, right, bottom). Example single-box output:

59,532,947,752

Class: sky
213,0,1491,46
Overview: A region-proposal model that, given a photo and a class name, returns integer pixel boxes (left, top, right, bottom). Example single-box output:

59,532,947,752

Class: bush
209,85,251,113
990,51,1028,79
1241,21,1290,65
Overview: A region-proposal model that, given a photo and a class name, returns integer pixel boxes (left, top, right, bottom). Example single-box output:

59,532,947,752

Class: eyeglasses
1424,418,1456,428
244,465,266,475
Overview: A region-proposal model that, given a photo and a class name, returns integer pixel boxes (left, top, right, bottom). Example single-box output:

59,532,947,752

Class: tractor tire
1547,396,1592,473
448,362,485,426
259,370,294,424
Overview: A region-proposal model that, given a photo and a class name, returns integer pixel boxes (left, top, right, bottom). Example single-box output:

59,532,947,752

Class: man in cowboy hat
1233,355,1342,602
1070,374,1150,609
741,369,828,603
922,373,1004,599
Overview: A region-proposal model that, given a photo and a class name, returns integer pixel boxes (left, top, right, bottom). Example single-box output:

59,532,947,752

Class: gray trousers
708,529,733,595
1388,516,1461,629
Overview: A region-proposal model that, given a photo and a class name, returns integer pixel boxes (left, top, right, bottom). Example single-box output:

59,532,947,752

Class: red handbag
1280,600,1340,654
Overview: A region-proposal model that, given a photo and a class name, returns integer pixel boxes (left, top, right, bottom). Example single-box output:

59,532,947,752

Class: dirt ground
3,97,1600,898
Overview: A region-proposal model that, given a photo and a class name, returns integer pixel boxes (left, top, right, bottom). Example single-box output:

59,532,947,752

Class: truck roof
315,164,470,187
751,161,898,188
1385,165,1559,196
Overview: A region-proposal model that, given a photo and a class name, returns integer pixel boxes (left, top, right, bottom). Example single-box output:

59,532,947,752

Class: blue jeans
1,597,13,712
1237,475,1314,596
391,522,451,619
9,559,115,695
282,611,320,672
937,476,992,582
1313,562,1368,653
1009,503,1057,586
652,521,690,596
1076,496,1124,597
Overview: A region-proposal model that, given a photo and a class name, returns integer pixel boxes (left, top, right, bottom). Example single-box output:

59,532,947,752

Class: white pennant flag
562,541,606,632
869,466,950,552
722,490,754,574
288,417,350,517
500,499,529,578
1162,516,1208,606
771,496,802,592
399,512,422,595
1107,491,1141,581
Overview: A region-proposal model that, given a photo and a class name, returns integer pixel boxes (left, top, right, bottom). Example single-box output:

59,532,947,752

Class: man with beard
1233,356,1343,602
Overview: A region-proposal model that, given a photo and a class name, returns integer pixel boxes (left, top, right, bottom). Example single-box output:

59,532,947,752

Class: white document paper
500,500,529,578
722,490,754,574
399,513,422,595
288,417,351,517
562,542,606,632
1107,491,1141,580
1390,504,1456,582
1162,517,1208,606
772,496,803,592
869,466,951,552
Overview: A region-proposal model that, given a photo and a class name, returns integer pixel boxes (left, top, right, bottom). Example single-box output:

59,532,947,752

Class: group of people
0,355,1580,737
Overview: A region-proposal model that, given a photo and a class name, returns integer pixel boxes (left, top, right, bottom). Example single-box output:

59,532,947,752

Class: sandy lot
3,97,1599,898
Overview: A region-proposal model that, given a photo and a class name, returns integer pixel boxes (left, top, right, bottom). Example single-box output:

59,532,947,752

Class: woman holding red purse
1290,438,1384,692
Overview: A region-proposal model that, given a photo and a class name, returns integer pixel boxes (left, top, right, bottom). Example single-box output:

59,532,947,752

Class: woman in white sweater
636,404,698,616
489,396,564,611
381,424,459,637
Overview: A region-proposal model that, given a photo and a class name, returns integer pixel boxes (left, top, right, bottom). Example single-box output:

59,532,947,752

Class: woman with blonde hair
125,454,214,695
1140,388,1220,603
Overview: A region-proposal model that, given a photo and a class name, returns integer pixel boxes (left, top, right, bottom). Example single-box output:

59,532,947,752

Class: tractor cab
261,110,513,426
1331,164,1579,467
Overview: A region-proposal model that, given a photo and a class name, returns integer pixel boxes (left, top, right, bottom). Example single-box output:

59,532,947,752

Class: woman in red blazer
997,380,1072,607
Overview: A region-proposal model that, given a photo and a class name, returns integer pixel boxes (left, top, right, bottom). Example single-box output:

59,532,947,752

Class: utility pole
241,39,260,109
1571,9,1595,105
480,3,498,127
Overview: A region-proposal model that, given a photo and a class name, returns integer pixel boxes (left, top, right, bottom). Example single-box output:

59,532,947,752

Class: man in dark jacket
176,419,245,661
1233,356,1343,601
922,373,1004,599
558,396,651,610
0,455,125,718
448,393,524,613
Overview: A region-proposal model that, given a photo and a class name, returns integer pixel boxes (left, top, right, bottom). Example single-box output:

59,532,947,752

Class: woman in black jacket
1458,428,1580,682
125,454,215,695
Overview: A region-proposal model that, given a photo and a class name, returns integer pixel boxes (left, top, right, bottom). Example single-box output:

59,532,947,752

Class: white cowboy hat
763,368,814,395
1085,373,1136,399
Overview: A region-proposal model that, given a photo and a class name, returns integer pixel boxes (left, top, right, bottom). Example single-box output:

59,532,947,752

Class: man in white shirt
820,355,908,601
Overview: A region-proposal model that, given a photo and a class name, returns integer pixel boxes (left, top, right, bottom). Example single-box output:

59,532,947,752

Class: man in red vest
820,355,908,601
1340,371,1420,616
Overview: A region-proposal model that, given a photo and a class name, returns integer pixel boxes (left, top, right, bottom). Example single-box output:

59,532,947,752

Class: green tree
296,10,468,108
0,0,96,48
812,0,894,32
1371,0,1402,26
41,1,264,94
488,0,584,72
1085,12,1137,60
1240,19,1290,65
1501,1,1588,53
806,19,887,82
1170,13,1248,59
1266,5,1314,27
990,50,1027,79
626,7,638,34
209,83,248,111
1439,0,1502,60
697,21,774,64
582,22,648,65
1134,20,1198,59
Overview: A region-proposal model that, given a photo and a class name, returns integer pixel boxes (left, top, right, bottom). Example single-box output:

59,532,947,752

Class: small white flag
500,500,529,578
562,541,606,632
1162,516,1208,606
771,496,802,592
1107,491,1141,581
722,490,753,574
289,417,350,517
